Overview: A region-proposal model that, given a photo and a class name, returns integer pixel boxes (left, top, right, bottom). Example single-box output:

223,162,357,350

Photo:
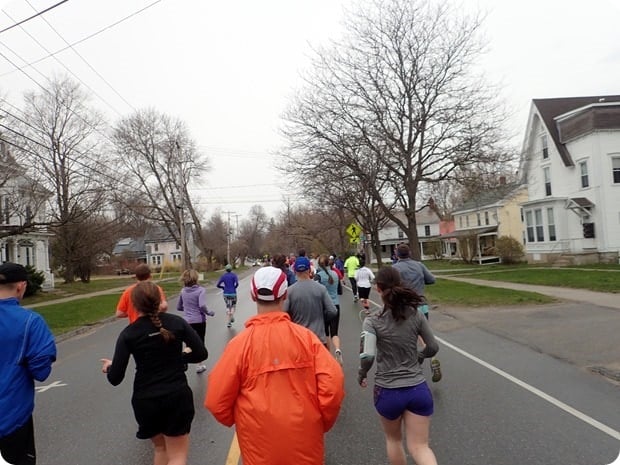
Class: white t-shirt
355,266,375,288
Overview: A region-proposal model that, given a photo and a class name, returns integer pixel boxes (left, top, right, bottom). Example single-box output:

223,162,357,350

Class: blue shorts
373,382,434,420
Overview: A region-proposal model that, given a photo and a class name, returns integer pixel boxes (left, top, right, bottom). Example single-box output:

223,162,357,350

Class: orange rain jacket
205,311,345,465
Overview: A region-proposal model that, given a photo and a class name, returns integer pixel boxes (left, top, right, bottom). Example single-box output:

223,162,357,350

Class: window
534,209,544,241
547,208,556,241
459,216,463,228
3,197,9,224
25,206,33,224
151,255,162,266
543,167,552,196
171,253,181,262
525,211,534,242
613,157,620,184
484,211,489,225
424,225,431,236
397,229,404,239
154,243,159,252
466,216,470,227
541,134,548,159
476,213,481,226
579,161,589,188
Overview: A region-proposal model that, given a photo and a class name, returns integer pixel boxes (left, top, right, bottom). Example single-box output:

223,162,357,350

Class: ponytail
132,281,175,343
376,267,423,321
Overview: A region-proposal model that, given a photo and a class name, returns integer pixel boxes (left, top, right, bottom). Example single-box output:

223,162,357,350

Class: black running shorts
132,386,195,439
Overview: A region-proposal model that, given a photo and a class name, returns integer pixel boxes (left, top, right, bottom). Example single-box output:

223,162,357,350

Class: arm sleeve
422,264,436,285
234,276,239,289
216,277,224,290
25,314,56,382
198,287,208,315
321,288,337,322
313,336,345,432
182,319,208,363
107,332,131,386
176,292,184,312
205,340,242,427
418,315,439,359
116,289,130,316
358,318,376,381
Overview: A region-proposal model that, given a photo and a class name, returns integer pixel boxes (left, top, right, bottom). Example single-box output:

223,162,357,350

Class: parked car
116,268,131,275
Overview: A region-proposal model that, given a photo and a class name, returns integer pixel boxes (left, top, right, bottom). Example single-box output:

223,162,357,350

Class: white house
0,142,54,287
519,95,620,264
371,206,443,261
144,224,196,270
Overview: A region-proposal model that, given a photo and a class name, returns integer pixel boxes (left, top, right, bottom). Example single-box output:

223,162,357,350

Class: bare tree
112,109,210,267
281,0,514,259
7,76,115,281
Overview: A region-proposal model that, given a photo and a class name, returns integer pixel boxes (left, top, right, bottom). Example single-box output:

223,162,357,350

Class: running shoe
230,316,235,323
431,358,442,382
196,364,207,374
226,322,232,328
354,296,359,302
334,349,343,366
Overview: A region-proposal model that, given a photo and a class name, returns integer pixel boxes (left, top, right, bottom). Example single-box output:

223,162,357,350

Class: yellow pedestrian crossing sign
346,223,361,243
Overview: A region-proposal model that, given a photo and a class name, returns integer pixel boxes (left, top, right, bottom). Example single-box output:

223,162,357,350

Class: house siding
520,99,620,263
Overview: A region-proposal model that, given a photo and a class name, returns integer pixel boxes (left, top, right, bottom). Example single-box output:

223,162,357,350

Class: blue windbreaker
0,298,56,437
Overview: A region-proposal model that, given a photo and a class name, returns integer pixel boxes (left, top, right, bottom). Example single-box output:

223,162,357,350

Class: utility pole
233,214,241,241
223,210,235,266
177,204,187,270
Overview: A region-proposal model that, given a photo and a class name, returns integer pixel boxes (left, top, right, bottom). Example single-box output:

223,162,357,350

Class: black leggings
0,416,36,465
348,277,358,296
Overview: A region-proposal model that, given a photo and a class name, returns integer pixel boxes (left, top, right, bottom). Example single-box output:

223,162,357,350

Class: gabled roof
452,183,523,213
144,224,176,243
533,95,620,166
113,237,145,255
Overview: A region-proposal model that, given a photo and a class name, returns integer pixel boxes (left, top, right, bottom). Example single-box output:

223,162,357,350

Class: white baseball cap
251,267,288,301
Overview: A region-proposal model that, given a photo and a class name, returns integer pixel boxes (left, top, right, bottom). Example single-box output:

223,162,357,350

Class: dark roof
569,197,594,208
453,183,522,212
113,237,145,256
533,95,620,167
144,224,176,243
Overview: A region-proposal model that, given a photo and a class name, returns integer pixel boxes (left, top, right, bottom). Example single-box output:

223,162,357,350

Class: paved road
22,272,620,465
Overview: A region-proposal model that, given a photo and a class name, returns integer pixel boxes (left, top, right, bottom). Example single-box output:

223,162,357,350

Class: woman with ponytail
358,266,439,465
101,281,208,465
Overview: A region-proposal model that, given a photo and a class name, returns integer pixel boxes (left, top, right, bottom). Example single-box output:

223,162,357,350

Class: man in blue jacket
0,263,56,465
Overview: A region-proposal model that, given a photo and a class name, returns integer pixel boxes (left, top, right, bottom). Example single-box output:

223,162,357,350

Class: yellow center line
225,431,240,465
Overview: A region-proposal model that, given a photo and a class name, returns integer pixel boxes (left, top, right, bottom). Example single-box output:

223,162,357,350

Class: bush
495,236,525,264
25,265,45,297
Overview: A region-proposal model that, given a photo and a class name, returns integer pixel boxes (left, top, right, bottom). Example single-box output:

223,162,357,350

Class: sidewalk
439,276,620,311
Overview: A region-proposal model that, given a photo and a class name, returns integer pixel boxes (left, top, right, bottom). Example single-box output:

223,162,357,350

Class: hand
100,358,112,374
206,310,215,317
358,375,367,388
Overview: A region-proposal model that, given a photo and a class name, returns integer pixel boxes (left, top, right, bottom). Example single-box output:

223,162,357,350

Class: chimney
499,176,506,185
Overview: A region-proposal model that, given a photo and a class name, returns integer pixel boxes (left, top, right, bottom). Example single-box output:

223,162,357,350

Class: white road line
437,336,620,441
35,380,68,392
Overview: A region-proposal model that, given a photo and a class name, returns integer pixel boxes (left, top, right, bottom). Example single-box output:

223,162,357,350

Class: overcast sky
0,0,619,221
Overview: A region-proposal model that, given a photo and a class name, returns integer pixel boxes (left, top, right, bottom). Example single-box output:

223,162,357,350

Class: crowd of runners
0,243,443,465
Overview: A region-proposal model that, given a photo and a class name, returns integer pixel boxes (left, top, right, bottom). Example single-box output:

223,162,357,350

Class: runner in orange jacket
205,267,345,465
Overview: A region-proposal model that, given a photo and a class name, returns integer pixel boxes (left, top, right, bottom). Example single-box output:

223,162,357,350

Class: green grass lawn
456,268,620,293
37,294,122,336
425,279,555,307
26,267,252,335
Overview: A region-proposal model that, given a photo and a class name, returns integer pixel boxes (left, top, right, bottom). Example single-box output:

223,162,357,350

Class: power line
1,9,125,117
0,0,163,79
0,0,68,35
24,0,137,112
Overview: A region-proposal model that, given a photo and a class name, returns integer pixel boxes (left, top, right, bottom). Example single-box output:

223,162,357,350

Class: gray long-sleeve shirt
359,306,438,388
283,279,337,344
392,258,435,299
